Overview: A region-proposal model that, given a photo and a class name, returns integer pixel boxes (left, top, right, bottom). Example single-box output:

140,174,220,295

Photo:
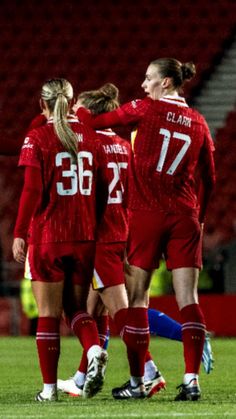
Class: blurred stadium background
0,0,236,336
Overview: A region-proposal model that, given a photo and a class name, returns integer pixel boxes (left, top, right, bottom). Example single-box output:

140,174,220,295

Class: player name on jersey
166,112,192,127
102,144,129,155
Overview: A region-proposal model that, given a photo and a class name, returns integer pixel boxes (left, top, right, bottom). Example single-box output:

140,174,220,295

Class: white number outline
55,151,93,196
156,129,191,175
78,151,93,196
107,161,128,204
56,152,77,196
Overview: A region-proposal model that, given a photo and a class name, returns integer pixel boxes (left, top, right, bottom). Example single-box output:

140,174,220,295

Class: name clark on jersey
167,112,192,127
102,144,128,155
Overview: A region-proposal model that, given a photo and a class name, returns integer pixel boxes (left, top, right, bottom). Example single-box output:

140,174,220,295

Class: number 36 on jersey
56,151,93,196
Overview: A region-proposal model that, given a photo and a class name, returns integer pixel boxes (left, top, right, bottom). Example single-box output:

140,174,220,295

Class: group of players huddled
6,57,215,402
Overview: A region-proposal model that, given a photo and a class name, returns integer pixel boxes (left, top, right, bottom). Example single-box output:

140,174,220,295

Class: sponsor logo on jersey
22,137,34,149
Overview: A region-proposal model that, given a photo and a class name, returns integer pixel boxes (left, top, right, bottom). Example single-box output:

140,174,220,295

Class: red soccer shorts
127,210,202,271
25,241,96,285
92,242,126,290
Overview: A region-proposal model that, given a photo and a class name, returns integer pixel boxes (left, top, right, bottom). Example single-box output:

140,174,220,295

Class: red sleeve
92,109,124,128
77,107,123,128
76,107,93,124
198,125,216,223
19,133,42,169
14,166,42,240
76,99,149,129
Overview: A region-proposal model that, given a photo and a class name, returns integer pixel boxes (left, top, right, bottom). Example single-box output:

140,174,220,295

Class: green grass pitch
0,337,236,418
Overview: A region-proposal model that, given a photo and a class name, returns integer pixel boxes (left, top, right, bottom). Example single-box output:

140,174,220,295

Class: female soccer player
60,83,213,401
12,78,108,401
58,83,151,399
76,58,216,401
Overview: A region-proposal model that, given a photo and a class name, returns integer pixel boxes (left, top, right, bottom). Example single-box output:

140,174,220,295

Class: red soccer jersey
18,115,100,244
80,95,216,219
95,129,130,243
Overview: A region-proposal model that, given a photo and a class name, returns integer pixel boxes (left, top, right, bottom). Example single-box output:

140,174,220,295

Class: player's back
129,97,214,217
95,129,130,243
20,116,99,243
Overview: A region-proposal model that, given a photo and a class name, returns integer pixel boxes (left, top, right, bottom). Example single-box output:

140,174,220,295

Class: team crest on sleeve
131,100,138,108
131,99,141,109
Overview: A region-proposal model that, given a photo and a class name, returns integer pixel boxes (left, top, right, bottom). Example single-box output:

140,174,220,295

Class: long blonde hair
41,78,78,161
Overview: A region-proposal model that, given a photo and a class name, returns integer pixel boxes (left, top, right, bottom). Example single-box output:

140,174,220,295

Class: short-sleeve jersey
115,96,215,217
18,115,100,244
95,129,130,243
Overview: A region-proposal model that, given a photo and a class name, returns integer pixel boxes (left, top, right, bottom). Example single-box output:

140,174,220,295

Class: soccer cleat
57,378,83,397
83,348,108,398
202,332,214,374
35,390,58,402
112,381,146,399
175,378,201,401
145,370,166,397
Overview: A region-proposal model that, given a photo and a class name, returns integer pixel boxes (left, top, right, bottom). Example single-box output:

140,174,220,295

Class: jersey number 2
107,162,128,204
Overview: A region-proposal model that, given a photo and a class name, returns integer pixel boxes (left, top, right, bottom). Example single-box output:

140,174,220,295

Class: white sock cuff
130,376,144,387
183,373,199,385
73,371,86,386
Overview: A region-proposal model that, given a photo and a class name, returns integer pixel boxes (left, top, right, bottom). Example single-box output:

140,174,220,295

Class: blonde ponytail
41,79,78,162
